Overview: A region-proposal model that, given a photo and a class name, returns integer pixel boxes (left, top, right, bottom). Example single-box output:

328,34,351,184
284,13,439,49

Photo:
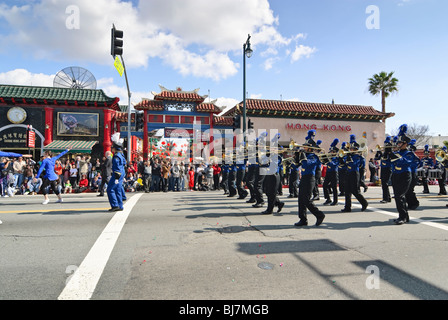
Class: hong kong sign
286,123,352,132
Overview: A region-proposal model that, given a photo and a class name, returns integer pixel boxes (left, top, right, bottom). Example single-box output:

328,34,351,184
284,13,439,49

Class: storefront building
0,84,120,159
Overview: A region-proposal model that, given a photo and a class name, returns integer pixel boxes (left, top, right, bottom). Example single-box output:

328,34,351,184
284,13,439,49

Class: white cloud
0,0,315,81
0,69,55,87
290,45,317,62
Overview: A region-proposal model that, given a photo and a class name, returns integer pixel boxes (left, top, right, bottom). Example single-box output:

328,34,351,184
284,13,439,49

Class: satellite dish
53,66,97,90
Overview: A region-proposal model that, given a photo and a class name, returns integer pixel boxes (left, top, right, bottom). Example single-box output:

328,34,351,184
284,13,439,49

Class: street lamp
243,34,253,138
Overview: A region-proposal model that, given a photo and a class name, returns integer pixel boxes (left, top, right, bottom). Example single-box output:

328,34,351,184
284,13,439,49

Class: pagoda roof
0,84,120,110
223,99,394,121
151,85,207,103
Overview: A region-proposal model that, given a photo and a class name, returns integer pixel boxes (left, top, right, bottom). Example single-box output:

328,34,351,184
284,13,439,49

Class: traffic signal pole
111,24,132,162
120,55,132,163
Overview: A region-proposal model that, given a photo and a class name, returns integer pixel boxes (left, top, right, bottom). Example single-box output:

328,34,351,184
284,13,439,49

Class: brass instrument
338,146,368,158
281,156,297,164
436,150,448,162
288,140,322,151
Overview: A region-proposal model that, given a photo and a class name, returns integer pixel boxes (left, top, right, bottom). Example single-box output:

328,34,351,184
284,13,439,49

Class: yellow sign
114,56,124,76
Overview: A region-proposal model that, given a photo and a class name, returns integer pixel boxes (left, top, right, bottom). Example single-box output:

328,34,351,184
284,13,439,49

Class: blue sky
0,0,447,136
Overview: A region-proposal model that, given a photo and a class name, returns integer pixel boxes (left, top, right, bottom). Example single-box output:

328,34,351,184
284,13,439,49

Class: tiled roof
196,102,221,113
134,99,220,114
213,116,233,127
223,99,394,121
134,99,164,111
152,86,206,103
0,84,119,109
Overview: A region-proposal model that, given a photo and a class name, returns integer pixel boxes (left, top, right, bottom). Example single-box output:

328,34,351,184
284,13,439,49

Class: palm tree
368,71,399,122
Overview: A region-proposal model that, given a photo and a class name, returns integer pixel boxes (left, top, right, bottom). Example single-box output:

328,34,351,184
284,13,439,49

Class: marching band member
389,124,413,225
245,139,258,203
287,159,300,198
405,139,421,210
341,135,368,213
312,140,323,201
419,145,433,193
338,142,348,196
236,157,248,200
260,140,285,215
227,156,237,197
323,139,340,206
220,161,230,195
435,146,447,195
277,147,285,196
294,130,325,227
252,132,268,208
375,136,393,203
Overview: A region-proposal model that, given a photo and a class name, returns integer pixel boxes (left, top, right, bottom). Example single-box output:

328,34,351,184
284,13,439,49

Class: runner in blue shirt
34,148,71,205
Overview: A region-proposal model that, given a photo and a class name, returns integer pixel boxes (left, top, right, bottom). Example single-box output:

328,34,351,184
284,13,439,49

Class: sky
0,0,447,136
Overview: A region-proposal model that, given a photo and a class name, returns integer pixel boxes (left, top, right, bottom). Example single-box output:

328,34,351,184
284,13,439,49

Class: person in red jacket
212,163,221,190
76,174,89,193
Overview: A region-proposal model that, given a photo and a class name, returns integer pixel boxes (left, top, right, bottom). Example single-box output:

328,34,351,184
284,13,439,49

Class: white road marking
350,203,448,232
58,193,143,300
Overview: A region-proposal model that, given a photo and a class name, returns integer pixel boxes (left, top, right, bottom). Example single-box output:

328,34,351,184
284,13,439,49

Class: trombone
338,146,368,158
288,140,322,151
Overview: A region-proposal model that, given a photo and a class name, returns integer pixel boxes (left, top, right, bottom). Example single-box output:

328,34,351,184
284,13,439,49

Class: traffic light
135,112,144,131
248,118,254,130
232,115,241,130
111,24,124,57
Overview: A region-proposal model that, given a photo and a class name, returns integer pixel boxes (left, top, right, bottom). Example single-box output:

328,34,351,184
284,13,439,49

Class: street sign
114,56,124,76
27,129,35,148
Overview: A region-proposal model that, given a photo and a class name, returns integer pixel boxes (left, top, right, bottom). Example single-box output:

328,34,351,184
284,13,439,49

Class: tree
368,71,399,122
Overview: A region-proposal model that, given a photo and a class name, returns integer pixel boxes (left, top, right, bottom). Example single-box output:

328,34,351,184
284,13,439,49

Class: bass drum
417,168,426,179
428,169,443,179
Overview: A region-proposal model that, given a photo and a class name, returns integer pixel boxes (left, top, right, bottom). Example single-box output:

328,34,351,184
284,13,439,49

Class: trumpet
288,140,322,151
436,150,448,162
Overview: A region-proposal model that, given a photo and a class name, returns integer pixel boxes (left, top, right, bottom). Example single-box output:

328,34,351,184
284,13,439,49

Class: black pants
344,171,368,210
359,168,367,191
313,166,321,198
213,174,220,190
264,173,281,212
98,176,111,195
42,178,60,196
228,170,237,196
236,170,247,198
438,169,447,195
254,167,265,204
246,166,256,201
220,171,228,193
298,174,324,222
289,170,299,197
380,167,392,201
392,172,411,221
323,171,338,203
338,169,347,195
278,170,284,195
406,171,419,209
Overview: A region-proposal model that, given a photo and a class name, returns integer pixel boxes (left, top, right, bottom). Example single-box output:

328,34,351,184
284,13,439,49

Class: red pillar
103,109,113,154
143,109,149,160
209,112,214,156
44,107,54,146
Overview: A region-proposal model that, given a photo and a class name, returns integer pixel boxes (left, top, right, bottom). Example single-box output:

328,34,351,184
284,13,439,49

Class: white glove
115,179,119,184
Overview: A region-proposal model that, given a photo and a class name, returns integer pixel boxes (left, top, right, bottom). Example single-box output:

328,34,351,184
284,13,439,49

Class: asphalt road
1,184,448,303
